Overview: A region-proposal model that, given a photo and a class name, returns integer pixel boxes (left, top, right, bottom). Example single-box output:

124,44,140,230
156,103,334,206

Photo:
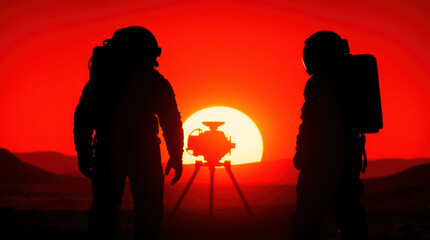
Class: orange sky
0,0,429,162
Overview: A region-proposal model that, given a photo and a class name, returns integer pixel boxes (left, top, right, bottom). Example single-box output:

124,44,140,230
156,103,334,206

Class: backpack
345,54,383,173
345,54,383,134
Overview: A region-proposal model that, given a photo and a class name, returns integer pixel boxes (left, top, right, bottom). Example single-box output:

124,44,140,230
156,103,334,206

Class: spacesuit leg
332,173,368,240
89,150,127,239
293,170,334,240
128,144,164,240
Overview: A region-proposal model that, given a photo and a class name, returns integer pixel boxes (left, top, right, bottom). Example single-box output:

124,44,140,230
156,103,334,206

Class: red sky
0,0,429,162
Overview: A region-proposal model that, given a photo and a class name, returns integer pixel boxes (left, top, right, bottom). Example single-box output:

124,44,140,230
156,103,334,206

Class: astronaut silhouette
74,26,184,239
292,31,369,240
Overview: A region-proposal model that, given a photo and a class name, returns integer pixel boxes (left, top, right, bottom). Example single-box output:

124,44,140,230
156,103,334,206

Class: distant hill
0,149,88,185
364,163,430,193
15,151,78,175
363,158,430,179
1,147,429,210
176,157,430,186
10,150,430,184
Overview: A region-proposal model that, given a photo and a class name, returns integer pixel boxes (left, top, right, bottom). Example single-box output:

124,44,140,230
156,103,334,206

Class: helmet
109,26,161,65
303,31,350,75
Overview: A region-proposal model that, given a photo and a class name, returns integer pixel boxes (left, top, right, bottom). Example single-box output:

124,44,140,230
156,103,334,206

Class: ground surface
1,185,430,240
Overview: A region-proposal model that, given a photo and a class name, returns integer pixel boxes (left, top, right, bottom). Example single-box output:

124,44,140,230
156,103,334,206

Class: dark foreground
2,197,430,240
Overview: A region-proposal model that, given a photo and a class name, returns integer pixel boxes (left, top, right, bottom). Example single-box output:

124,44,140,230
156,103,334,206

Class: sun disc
182,106,263,165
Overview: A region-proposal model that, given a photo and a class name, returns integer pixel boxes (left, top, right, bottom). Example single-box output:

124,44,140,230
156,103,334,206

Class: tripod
169,159,253,220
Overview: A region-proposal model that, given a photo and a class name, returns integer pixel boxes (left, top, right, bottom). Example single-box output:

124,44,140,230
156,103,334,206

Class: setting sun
182,106,263,165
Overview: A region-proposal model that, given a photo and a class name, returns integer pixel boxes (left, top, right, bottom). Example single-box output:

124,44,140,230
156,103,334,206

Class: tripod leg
168,163,201,221
209,166,215,220
225,165,253,218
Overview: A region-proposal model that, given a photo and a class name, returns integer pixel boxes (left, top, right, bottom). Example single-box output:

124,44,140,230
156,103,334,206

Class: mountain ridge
0,148,88,185
7,149,430,185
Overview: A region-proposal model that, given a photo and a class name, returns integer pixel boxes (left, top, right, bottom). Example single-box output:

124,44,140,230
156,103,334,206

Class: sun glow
182,106,263,165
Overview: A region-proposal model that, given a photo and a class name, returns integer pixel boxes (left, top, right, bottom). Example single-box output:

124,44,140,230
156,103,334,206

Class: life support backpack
345,54,383,173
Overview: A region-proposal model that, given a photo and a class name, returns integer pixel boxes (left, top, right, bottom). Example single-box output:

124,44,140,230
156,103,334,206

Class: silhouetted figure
74,26,184,240
293,31,372,240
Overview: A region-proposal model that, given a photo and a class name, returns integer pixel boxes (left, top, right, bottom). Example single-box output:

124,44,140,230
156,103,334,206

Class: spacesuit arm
293,79,314,170
156,78,184,164
294,103,311,170
73,81,96,178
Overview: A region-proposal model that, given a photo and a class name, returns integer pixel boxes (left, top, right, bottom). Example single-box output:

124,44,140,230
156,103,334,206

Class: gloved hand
293,151,304,170
164,157,183,185
78,155,93,179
